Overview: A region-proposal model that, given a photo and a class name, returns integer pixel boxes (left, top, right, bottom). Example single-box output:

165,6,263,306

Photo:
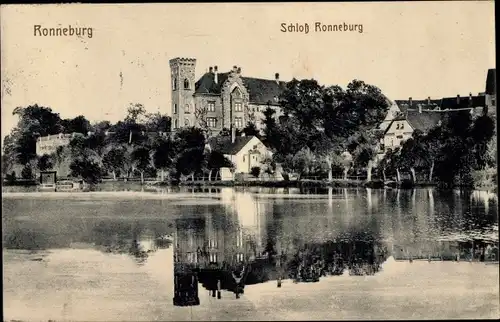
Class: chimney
409,97,413,108
232,65,238,73
456,94,460,105
275,73,280,84
419,102,422,114
237,67,241,74
214,66,218,84
231,126,236,144
469,92,473,107
209,66,213,73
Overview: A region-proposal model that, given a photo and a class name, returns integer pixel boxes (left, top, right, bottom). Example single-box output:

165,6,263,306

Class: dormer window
183,79,190,90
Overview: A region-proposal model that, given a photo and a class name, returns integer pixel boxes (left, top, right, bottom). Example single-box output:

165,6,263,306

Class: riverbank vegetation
2,78,496,190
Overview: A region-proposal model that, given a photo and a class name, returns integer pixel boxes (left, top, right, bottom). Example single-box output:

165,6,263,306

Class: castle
169,57,286,135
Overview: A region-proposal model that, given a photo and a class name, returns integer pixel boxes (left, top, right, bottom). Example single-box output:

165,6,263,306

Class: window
243,155,246,162
492,97,496,106
207,117,217,128
173,78,177,90
396,123,400,130
185,104,191,114
401,123,404,129
174,119,178,129
173,103,178,114
207,101,215,112
396,135,403,139
184,79,190,89
235,117,243,128
184,118,190,126
234,102,243,112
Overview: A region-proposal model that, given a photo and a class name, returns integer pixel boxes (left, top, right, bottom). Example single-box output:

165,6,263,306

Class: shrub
250,166,261,178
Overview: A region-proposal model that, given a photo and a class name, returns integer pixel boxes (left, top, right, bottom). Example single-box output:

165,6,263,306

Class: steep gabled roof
195,72,230,95
241,77,287,106
486,69,496,95
207,135,257,155
194,71,287,105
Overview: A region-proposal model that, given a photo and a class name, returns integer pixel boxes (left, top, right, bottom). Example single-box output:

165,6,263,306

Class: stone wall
220,70,250,129
170,58,196,130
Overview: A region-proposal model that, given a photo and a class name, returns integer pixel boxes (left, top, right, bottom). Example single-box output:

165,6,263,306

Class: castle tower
169,58,196,130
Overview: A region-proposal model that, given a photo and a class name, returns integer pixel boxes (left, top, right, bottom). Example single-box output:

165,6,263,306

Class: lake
2,187,499,320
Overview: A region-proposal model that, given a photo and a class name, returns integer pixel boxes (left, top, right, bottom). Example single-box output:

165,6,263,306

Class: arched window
184,118,190,126
232,87,242,99
185,104,191,114
173,78,177,91
184,79,190,89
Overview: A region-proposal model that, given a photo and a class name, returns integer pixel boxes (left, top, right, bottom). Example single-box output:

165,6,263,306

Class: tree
21,165,34,180
61,115,91,134
70,156,104,184
153,136,177,181
194,104,211,136
102,147,126,180
131,146,151,184
9,104,64,166
125,103,147,124
206,150,233,181
291,147,316,180
250,166,261,178
242,122,259,137
145,112,171,133
37,154,54,172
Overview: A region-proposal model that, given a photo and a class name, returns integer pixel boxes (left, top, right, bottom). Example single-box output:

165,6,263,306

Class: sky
0,2,495,140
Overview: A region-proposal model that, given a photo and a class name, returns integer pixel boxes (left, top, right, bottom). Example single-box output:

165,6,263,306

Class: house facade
169,57,286,135
206,134,271,174
378,68,495,158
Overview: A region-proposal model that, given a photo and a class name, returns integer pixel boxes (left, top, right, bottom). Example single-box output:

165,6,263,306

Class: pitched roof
194,71,287,105
395,95,486,112
486,68,496,95
405,110,442,133
241,77,287,105
207,135,257,155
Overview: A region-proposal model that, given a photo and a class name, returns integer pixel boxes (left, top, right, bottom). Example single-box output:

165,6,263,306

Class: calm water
2,187,499,320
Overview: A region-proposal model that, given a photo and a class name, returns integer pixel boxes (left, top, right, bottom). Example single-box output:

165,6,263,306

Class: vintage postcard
1,2,498,321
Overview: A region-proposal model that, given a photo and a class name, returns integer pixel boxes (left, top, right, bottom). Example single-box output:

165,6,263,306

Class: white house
206,132,271,175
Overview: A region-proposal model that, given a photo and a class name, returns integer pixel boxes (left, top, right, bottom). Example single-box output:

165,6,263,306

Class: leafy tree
250,166,261,178
206,150,233,181
37,154,54,172
291,147,316,180
70,157,104,184
131,146,151,184
242,122,259,137
21,164,34,180
145,112,171,133
61,115,91,134
153,136,177,181
102,146,126,180
9,104,64,165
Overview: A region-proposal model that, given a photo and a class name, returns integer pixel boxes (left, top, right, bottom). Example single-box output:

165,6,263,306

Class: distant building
169,58,286,135
206,133,271,174
378,68,495,158
36,133,76,156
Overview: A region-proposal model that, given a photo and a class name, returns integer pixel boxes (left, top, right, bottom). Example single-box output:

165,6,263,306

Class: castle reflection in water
92,187,497,307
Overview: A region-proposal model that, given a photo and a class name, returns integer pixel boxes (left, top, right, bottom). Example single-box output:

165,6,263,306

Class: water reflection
167,188,498,306
2,187,498,311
